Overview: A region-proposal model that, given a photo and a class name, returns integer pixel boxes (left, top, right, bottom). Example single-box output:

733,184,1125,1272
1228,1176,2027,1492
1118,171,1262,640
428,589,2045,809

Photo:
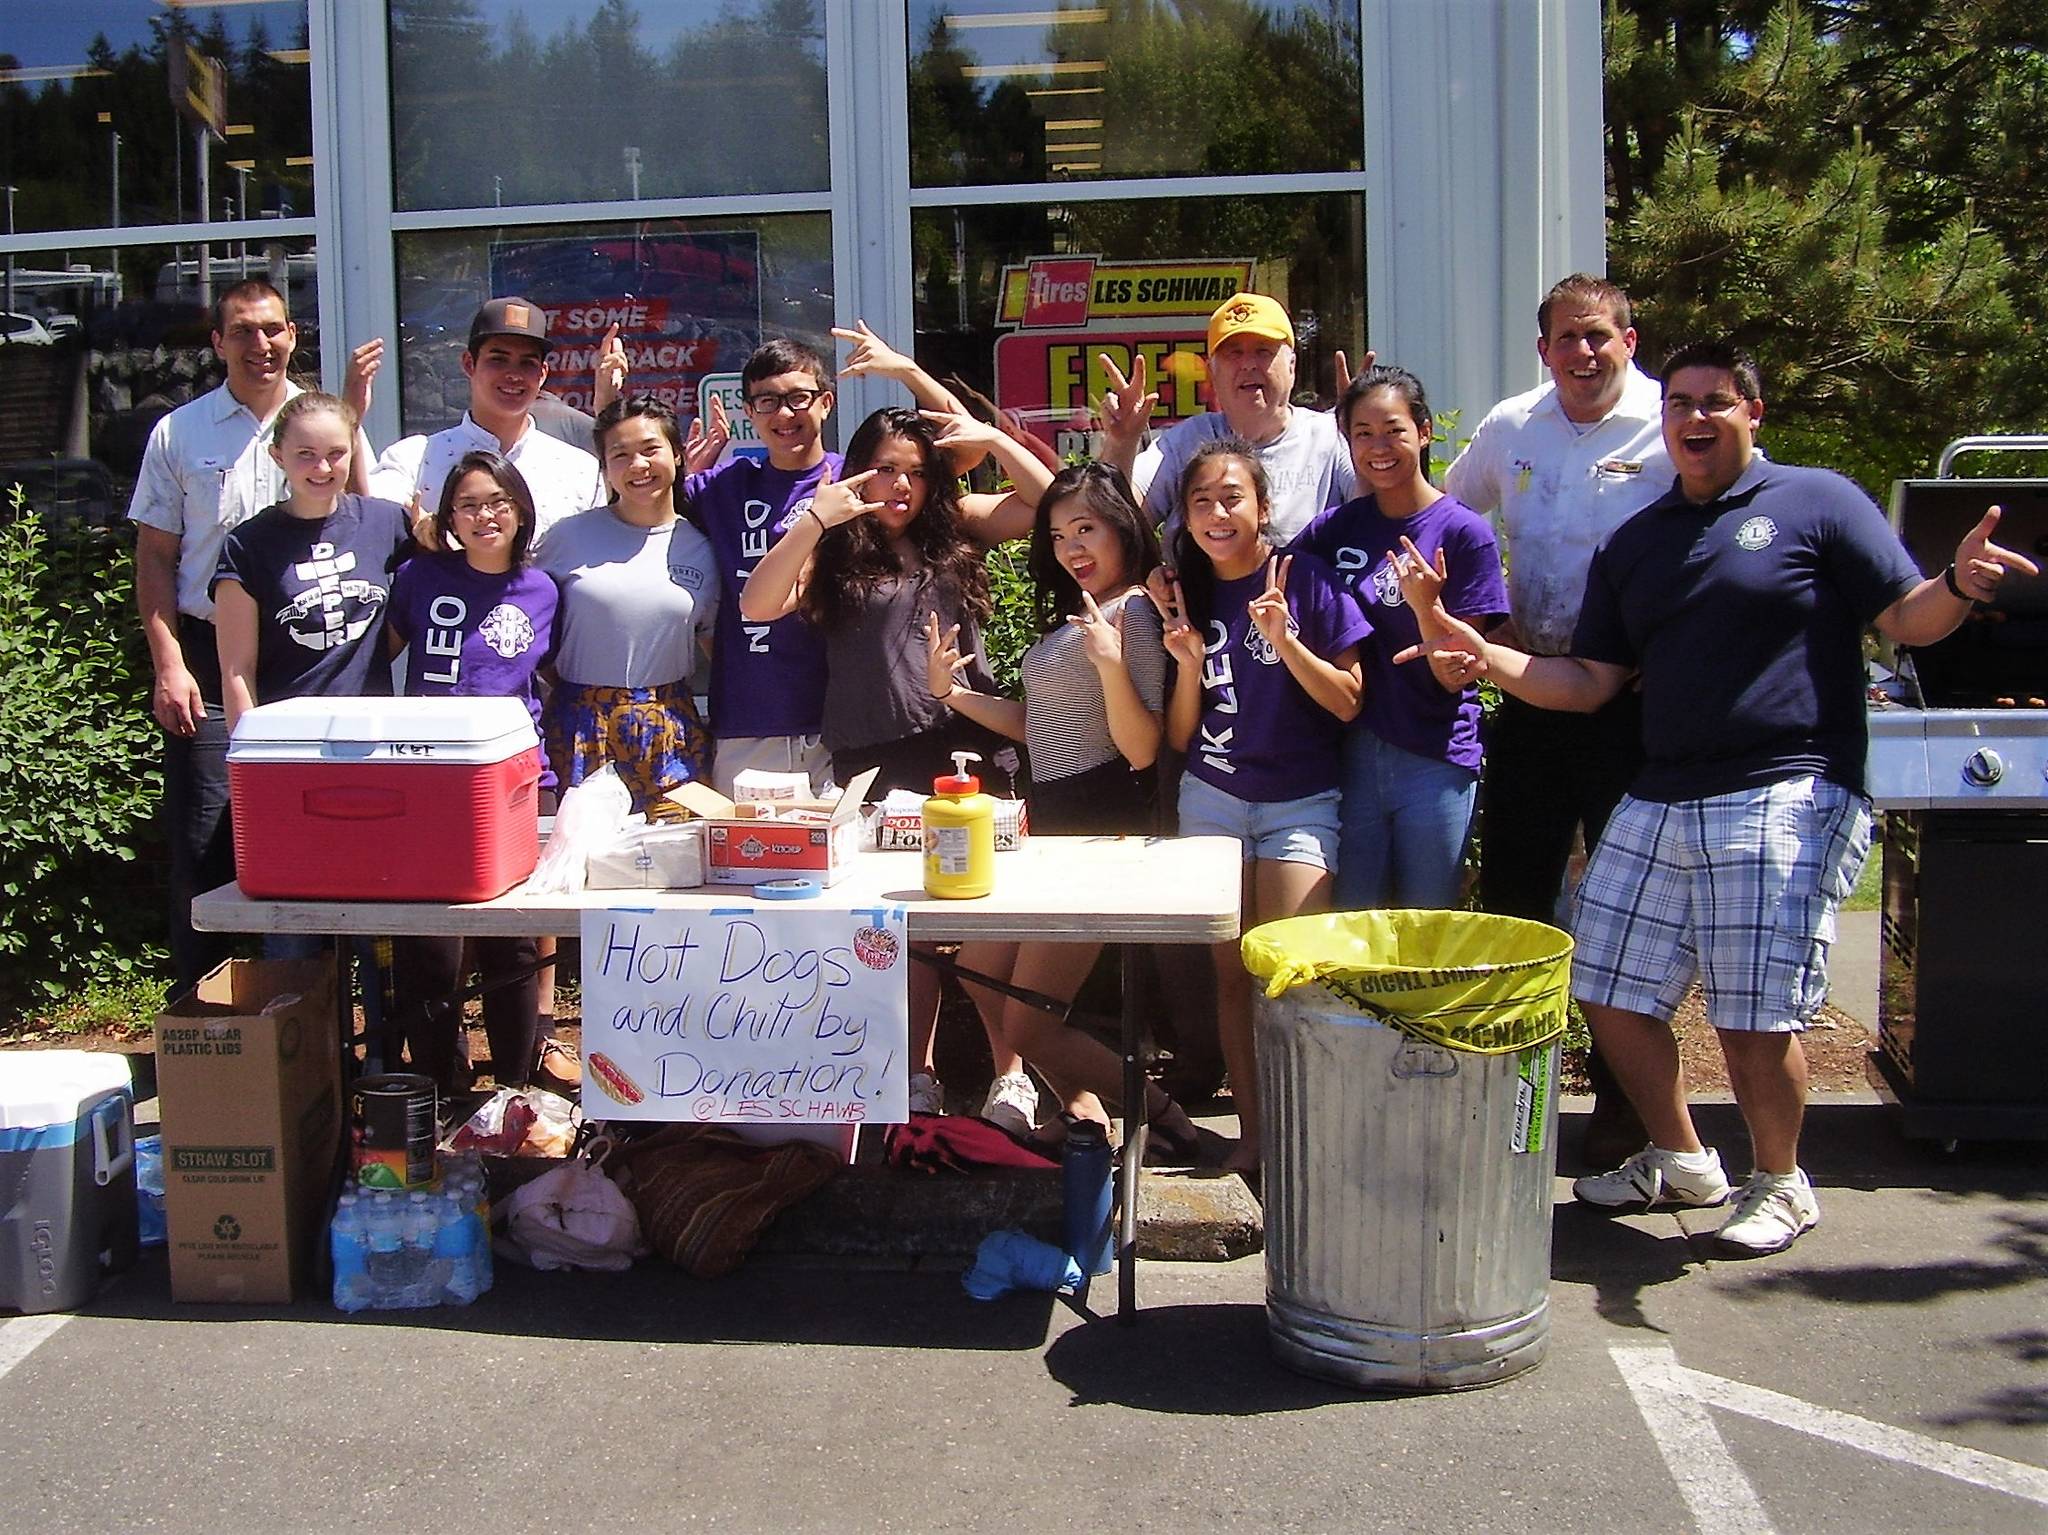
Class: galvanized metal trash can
1244,911,1573,1393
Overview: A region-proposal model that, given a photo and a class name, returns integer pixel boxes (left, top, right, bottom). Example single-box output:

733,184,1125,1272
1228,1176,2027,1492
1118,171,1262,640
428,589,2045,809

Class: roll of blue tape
755,877,821,900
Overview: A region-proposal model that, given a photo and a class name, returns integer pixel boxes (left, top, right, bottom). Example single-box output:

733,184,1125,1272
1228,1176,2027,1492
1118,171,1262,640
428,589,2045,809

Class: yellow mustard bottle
923,751,996,899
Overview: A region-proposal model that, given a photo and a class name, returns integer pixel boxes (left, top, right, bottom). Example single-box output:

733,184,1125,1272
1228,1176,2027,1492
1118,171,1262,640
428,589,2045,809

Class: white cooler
0,1051,138,1314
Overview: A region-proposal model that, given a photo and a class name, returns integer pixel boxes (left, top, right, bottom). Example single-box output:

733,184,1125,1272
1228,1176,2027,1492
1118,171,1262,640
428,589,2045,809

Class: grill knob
1962,747,2005,787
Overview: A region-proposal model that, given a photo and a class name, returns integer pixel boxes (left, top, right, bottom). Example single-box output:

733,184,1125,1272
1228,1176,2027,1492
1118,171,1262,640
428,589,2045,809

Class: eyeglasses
1662,393,1750,418
451,494,517,519
745,388,825,415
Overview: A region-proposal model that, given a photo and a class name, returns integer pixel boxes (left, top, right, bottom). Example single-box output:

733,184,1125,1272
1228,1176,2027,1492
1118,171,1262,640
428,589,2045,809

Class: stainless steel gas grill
1866,437,2048,1145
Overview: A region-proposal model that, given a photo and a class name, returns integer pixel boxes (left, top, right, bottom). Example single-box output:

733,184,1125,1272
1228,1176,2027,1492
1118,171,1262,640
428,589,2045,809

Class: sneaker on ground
908,1071,945,1116
1715,1169,1820,1254
980,1071,1038,1136
1572,1145,1732,1210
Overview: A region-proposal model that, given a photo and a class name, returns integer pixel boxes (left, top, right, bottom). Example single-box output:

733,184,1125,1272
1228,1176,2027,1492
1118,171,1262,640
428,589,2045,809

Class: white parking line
1613,1340,2048,1526
0,1313,71,1383
1612,1343,1778,1534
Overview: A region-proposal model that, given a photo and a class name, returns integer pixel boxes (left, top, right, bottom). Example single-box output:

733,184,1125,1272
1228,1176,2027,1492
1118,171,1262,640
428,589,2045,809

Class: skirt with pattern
543,680,709,819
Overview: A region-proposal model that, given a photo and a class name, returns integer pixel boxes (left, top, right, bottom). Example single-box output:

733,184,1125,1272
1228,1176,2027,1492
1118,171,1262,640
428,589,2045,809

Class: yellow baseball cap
1208,293,1294,353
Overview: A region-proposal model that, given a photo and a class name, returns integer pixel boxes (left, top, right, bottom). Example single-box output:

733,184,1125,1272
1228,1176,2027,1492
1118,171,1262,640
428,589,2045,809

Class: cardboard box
154,957,340,1304
665,768,879,887
872,794,1031,852
730,769,810,804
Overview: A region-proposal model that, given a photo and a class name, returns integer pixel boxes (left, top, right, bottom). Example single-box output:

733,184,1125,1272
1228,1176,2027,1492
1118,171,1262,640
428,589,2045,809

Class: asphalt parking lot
3,1096,2042,1535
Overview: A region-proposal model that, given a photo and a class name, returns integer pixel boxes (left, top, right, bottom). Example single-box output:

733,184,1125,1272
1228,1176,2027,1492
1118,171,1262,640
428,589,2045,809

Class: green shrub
0,486,164,1017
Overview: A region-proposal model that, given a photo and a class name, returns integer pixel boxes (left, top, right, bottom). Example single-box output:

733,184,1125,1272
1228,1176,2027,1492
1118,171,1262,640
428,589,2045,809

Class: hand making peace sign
1247,553,1296,650
1096,353,1158,447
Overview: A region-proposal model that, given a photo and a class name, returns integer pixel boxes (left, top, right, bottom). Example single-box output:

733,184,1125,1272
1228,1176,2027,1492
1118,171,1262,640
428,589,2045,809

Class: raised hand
1096,352,1157,445
683,391,730,474
832,319,916,381
593,323,628,411
1393,534,1449,613
1331,347,1376,397
1154,566,1208,669
1068,589,1125,669
1952,504,2041,601
807,463,880,529
1392,606,1489,691
406,490,440,551
343,338,385,421
1247,553,1295,649
924,610,969,700
920,405,999,464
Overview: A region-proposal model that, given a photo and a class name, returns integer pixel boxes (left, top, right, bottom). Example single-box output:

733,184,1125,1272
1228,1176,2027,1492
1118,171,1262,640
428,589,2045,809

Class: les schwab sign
991,256,1253,457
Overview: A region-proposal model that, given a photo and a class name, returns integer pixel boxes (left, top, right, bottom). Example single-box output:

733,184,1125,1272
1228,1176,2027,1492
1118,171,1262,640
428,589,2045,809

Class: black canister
350,1073,437,1190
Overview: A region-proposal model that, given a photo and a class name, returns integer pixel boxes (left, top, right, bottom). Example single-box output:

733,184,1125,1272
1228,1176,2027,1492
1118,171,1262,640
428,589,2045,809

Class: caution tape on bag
1241,910,1575,1056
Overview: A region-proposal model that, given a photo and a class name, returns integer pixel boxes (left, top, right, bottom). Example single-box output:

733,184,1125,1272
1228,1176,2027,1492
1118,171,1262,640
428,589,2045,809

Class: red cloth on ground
883,1113,1059,1174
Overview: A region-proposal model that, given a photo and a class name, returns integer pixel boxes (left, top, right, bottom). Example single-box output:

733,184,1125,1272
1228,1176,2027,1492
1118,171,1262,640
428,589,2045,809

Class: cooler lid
227,696,540,765
0,1050,131,1131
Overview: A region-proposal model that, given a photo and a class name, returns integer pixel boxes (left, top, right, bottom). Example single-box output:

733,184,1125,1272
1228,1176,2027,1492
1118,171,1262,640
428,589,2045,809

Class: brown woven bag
606,1125,842,1278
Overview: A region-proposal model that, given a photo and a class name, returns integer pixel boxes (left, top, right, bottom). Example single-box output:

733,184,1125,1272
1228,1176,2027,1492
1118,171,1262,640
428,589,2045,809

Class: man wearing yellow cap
1099,292,1355,542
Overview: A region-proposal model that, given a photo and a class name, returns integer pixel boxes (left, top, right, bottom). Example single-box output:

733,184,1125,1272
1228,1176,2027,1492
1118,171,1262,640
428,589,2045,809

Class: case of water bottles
327,1150,494,1311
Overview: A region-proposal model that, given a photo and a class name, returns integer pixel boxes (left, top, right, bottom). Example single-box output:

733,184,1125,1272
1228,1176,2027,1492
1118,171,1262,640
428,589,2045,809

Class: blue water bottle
1061,1119,1114,1277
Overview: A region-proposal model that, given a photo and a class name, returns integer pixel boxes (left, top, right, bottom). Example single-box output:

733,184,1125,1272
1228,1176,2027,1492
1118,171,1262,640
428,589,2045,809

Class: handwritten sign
578,906,909,1125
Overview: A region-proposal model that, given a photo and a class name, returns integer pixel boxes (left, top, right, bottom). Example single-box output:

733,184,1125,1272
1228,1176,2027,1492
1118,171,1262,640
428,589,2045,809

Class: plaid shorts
543,680,709,820
1569,776,1873,1034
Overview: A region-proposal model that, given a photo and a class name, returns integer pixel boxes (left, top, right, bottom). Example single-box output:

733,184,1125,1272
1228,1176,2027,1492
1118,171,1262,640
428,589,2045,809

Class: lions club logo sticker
1735,515,1778,551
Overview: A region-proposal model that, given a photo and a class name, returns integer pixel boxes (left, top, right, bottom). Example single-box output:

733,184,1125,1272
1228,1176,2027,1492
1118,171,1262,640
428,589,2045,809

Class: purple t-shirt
684,454,839,738
1183,551,1372,802
1292,493,1507,772
388,554,560,786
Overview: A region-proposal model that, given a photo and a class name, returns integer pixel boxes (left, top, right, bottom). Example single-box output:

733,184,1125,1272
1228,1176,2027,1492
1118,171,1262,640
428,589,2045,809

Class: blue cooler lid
0,1051,131,1144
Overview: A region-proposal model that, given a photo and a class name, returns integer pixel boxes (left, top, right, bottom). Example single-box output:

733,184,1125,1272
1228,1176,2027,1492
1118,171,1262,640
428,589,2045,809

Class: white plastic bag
498,1138,647,1272
529,764,634,894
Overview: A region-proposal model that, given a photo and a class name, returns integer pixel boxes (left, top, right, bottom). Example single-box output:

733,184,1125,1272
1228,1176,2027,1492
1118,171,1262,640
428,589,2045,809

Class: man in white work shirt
367,297,604,540
1099,292,1355,541
128,278,302,990
1443,272,1669,1166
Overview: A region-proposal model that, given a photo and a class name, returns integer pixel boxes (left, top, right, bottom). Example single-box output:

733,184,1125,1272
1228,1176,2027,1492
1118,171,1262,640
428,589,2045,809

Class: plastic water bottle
434,1193,476,1304
1062,1119,1115,1278
364,1191,405,1302
402,1191,438,1305
330,1194,372,1313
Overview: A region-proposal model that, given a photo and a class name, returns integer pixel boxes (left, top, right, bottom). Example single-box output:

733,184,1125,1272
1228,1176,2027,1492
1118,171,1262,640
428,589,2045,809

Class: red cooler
228,697,542,902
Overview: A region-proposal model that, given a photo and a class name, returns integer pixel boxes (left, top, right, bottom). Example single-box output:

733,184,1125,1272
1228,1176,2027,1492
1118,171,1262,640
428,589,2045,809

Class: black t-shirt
1571,460,1922,802
213,493,413,705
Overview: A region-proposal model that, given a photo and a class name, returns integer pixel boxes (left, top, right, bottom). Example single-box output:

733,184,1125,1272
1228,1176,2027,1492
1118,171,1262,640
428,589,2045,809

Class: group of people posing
132,274,2031,1251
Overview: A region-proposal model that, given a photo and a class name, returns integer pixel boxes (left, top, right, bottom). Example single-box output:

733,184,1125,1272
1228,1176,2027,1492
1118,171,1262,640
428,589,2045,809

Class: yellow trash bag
1241,910,1574,1055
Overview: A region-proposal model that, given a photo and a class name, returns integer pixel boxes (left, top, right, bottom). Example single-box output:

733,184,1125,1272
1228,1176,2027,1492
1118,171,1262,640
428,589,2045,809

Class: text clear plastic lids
227,696,540,765
0,1050,132,1130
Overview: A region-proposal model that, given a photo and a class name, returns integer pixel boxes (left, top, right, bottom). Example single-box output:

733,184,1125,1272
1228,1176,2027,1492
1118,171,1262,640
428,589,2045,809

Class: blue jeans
1336,727,1477,910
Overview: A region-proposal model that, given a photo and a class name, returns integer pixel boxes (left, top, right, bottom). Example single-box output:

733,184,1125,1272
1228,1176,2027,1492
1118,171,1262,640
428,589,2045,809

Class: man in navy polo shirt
1404,339,2036,1254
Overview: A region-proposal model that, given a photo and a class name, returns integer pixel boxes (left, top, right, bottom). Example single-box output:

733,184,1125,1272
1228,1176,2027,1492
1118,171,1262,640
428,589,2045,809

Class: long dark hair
800,407,992,630
434,450,537,567
1028,461,1159,633
1167,436,1270,631
1337,364,1433,439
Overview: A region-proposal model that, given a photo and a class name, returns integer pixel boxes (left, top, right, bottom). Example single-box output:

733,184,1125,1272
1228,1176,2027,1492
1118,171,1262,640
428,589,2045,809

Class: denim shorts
1570,776,1873,1034
1177,773,1340,871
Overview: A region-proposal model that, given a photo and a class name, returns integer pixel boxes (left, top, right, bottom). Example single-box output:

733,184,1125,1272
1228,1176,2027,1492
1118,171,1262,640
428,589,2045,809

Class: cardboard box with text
154,957,340,1304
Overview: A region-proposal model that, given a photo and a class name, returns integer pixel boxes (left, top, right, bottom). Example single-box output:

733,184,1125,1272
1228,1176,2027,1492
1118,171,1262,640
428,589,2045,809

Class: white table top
191,834,1242,945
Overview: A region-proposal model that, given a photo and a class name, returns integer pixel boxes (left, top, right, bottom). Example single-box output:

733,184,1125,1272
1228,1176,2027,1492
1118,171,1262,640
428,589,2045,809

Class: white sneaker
980,1071,1039,1136
1572,1145,1733,1210
908,1071,945,1116
1715,1169,1820,1254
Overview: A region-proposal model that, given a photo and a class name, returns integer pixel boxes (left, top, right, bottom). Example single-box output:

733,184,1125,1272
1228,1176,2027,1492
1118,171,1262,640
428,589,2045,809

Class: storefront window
393,214,834,441
908,0,1362,188
388,0,828,212
0,3,314,233
912,193,1363,461
0,238,320,534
